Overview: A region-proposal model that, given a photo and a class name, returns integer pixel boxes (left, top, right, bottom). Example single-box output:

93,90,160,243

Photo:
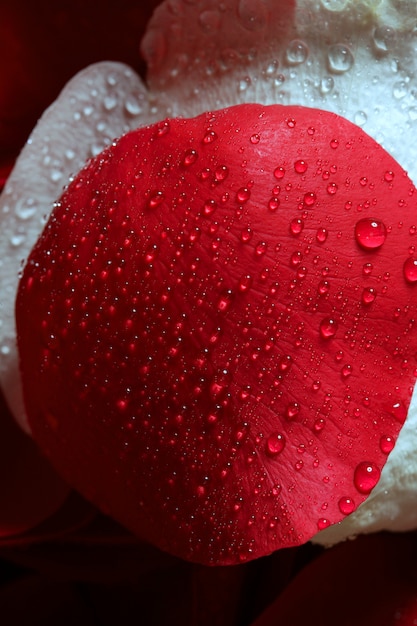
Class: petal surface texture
16,104,417,564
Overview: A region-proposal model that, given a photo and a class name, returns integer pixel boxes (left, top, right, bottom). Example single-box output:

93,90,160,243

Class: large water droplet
286,40,309,65
380,434,395,454
320,317,338,339
355,218,387,250
354,461,381,494
327,44,354,74
373,25,396,53
338,496,355,515
403,257,417,283
266,432,286,456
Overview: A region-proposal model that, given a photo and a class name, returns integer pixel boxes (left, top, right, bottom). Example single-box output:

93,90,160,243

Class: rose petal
251,532,417,626
16,104,417,564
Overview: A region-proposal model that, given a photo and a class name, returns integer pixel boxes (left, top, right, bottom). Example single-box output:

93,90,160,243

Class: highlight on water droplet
403,257,417,283
354,218,387,250
236,187,251,203
353,461,381,494
266,432,286,456
290,218,304,236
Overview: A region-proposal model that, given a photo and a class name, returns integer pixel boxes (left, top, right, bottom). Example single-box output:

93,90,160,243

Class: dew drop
286,39,309,65
373,25,396,53
320,317,338,339
317,518,331,531
250,133,261,144
354,218,387,250
380,434,395,454
240,227,253,243
255,241,268,256
341,364,352,378
320,76,334,94
327,44,354,74
266,432,286,456
268,197,280,211
403,257,417,283
361,287,377,305
203,199,217,216
147,191,165,209
285,402,300,420
217,290,234,313
354,461,380,494
203,130,217,144
215,165,229,182
304,192,316,206
388,400,407,424
316,227,328,243
237,0,267,31
294,159,308,174
239,274,253,292
274,166,285,180
338,496,355,515
182,149,198,166
236,187,251,203
290,218,304,236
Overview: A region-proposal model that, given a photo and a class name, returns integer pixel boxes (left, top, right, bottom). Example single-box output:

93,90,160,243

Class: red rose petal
251,532,417,626
16,104,417,564
0,384,69,538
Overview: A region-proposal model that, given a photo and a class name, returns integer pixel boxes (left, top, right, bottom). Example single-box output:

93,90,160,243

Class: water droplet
266,432,286,456
380,434,395,454
255,241,268,256
304,192,316,207
203,199,217,216
326,182,338,195
215,165,229,182
290,218,304,236
403,257,417,283
328,44,354,73
294,159,308,174
203,130,217,144
182,149,198,166
286,39,309,65
285,402,300,420
320,76,334,94
354,462,380,494
361,287,376,305
341,364,352,378
317,518,331,531
387,400,407,424
338,496,355,515
239,274,253,292
316,227,328,243
236,187,251,203
147,191,165,209
274,166,285,180
250,133,261,144
373,25,396,53
155,120,170,137
355,218,387,250
268,197,280,211
237,0,267,31
318,280,330,295
320,317,338,339
240,227,253,243
217,290,234,313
